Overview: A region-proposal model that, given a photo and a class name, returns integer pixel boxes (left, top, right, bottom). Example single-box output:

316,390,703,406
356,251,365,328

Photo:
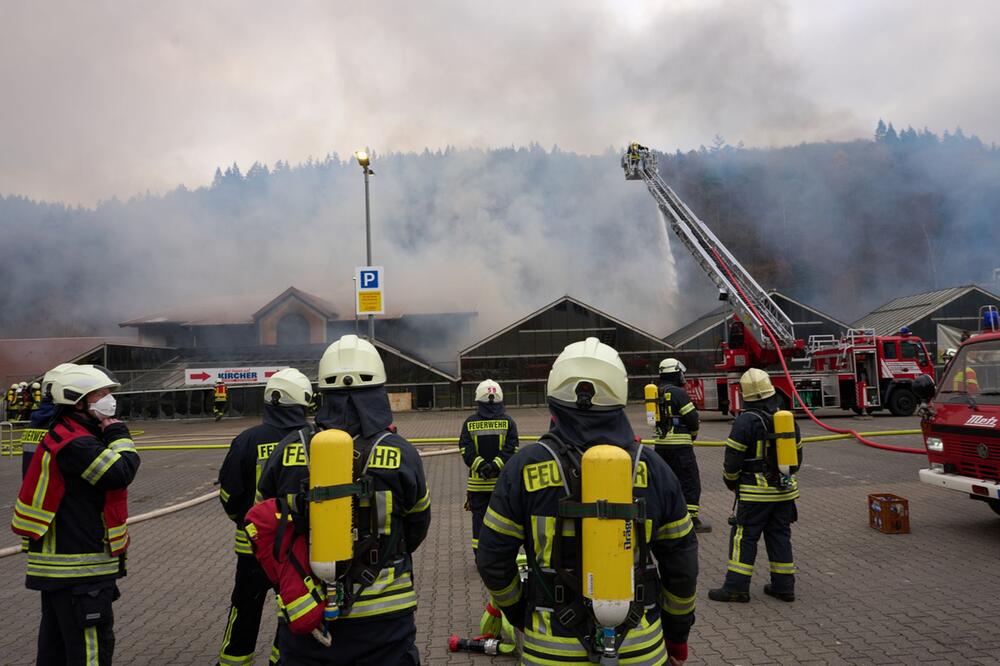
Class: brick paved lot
1,408,998,665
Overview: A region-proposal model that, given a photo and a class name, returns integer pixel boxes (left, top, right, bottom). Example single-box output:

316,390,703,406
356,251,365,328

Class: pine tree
875,119,888,142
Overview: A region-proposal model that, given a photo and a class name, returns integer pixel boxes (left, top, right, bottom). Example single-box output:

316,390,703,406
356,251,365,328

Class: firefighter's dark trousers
214,400,227,419
723,500,797,594
277,612,420,665
655,445,702,516
218,555,279,666
37,582,118,666
468,491,491,552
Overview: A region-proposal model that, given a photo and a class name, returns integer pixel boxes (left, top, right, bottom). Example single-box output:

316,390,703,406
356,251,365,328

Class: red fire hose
709,247,924,455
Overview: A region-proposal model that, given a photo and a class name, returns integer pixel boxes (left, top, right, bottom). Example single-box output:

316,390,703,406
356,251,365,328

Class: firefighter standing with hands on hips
477,338,698,666
459,379,519,552
709,368,802,603
651,358,710,533
256,334,431,664
11,365,140,665
215,368,314,666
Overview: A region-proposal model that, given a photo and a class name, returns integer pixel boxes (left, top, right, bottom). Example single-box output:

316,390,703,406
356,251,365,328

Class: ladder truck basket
846,328,876,347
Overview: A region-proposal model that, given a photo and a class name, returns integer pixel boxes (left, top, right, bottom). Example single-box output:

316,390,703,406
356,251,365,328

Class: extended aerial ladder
622,143,804,370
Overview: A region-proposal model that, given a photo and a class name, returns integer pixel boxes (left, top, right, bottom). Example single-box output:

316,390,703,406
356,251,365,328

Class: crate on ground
868,493,910,534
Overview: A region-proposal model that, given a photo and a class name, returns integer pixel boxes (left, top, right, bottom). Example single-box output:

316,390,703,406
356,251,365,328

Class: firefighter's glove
665,640,688,665
724,478,739,492
478,461,497,479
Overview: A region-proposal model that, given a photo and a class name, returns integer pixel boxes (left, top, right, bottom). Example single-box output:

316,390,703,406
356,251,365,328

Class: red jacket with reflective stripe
12,417,131,556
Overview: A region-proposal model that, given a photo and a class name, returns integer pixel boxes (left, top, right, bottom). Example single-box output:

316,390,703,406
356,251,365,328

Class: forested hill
2,123,998,346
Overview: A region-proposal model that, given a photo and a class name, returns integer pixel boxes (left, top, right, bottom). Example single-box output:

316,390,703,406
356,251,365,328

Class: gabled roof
460,295,671,356
371,339,459,382
663,290,849,348
851,285,1000,335
252,287,338,321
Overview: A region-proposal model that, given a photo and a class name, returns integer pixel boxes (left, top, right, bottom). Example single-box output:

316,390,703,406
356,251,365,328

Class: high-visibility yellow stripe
655,515,693,540
81,449,121,485
660,588,696,615
678,403,695,415
488,573,522,608
725,438,748,452
84,626,99,666
769,561,796,574
484,507,524,540
406,489,430,514
32,451,52,508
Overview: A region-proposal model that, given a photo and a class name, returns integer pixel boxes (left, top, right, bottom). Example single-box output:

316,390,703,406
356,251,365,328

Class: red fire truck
623,144,935,416
915,307,1000,516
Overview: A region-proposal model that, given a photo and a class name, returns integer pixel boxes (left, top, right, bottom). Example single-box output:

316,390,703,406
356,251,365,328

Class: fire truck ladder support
623,147,796,350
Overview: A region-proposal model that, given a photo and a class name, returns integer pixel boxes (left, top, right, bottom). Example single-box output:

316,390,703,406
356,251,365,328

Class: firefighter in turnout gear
215,368,313,666
5,383,17,420
653,358,710,534
477,338,699,666
11,364,140,665
708,369,802,603
459,379,519,551
257,335,431,664
214,380,229,421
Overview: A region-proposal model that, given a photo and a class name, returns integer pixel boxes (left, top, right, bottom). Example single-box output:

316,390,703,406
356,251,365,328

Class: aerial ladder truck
623,143,935,416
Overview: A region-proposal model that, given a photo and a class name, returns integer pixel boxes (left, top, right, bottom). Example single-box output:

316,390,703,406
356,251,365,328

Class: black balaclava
262,403,308,430
659,372,683,388
316,385,393,439
547,399,635,451
744,394,779,415
476,400,505,419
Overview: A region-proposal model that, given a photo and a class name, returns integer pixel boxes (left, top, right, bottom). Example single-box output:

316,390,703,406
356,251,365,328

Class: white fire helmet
659,358,686,375
547,337,628,409
318,335,386,390
475,379,503,403
265,368,313,407
51,365,121,406
43,363,77,398
739,368,775,402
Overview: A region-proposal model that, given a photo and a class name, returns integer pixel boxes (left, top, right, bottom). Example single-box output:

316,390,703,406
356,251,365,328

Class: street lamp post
354,149,375,342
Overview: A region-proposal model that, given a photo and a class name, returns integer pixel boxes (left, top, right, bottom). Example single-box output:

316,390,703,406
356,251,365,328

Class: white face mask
89,394,117,418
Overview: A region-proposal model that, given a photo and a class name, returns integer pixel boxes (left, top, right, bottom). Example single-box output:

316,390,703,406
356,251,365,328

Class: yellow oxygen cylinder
644,384,659,427
309,429,355,583
773,410,798,476
581,445,634,628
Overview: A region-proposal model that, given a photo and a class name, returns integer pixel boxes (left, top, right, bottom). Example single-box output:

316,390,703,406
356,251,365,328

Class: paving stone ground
0,407,998,665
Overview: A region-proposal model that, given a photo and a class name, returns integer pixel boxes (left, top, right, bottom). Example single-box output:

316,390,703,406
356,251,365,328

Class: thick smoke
0,148,684,362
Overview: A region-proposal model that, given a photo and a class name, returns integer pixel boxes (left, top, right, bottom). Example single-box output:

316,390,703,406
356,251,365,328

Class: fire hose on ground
710,245,926,455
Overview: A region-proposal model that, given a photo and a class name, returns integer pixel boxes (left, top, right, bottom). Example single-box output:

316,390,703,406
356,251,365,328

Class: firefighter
952,364,979,394
16,381,28,420
708,368,802,603
654,358,711,534
257,334,431,665
5,383,16,420
215,367,313,666
477,338,698,666
11,364,140,665
214,380,229,421
459,378,519,552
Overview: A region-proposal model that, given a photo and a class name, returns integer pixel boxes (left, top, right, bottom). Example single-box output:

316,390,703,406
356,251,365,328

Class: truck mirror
913,374,936,401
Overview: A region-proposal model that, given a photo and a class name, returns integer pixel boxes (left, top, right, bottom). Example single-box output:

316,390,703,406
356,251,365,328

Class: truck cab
916,331,1000,516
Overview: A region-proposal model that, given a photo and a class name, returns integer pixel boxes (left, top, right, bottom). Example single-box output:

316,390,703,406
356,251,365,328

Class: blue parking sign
360,269,380,289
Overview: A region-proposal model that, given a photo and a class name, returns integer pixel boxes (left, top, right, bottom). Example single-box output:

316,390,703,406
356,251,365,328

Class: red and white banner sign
185,367,288,386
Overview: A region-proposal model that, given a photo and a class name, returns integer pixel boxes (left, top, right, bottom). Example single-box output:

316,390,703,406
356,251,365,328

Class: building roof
851,285,999,335
459,295,671,356
252,287,338,321
662,305,727,347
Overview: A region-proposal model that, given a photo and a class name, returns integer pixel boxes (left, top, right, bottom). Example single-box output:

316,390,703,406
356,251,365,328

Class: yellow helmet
318,335,386,390
265,368,312,407
547,337,628,409
51,365,120,406
475,379,503,403
739,368,775,401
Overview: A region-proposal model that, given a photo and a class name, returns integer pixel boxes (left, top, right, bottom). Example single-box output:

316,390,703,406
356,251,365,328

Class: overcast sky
2,0,999,204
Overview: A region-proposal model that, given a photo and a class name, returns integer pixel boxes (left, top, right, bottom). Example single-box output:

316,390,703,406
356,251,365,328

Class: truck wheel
887,388,917,416
988,499,1000,517
851,407,863,415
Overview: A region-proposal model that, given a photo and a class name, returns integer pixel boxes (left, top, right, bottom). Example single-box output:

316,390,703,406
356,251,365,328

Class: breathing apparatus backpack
244,426,404,636
742,408,798,489
528,433,658,661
